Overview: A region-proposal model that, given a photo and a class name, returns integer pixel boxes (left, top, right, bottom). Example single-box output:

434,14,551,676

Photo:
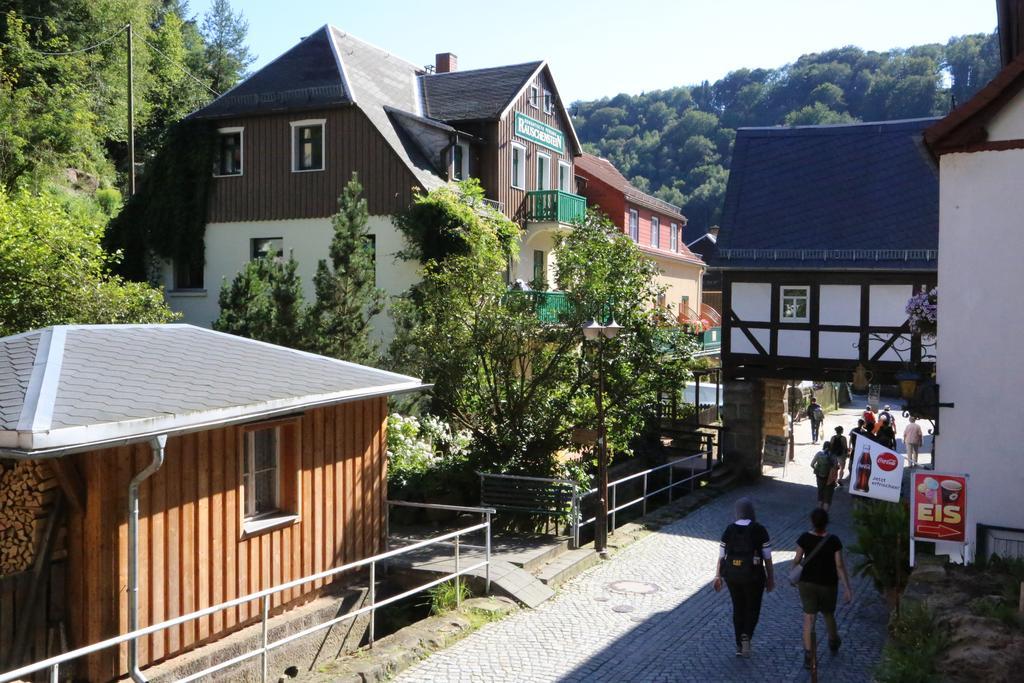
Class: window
558,161,572,192
628,209,639,241
651,216,660,248
543,89,554,114
529,85,540,108
173,259,204,290
681,295,691,318
290,119,325,172
532,249,546,287
536,152,551,191
511,143,526,189
670,222,679,251
251,237,283,261
781,286,810,322
243,428,280,520
215,127,243,176
452,141,470,181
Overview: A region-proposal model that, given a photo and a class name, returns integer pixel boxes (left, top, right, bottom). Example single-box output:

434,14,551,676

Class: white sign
848,434,904,502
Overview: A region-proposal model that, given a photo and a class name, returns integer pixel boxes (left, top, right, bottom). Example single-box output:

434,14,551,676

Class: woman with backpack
810,435,840,511
713,498,775,657
793,509,853,669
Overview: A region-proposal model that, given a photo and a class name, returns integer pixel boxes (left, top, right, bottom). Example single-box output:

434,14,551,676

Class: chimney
998,0,1024,66
435,52,458,73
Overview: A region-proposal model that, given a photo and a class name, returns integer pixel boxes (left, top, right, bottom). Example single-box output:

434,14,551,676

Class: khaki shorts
799,581,838,614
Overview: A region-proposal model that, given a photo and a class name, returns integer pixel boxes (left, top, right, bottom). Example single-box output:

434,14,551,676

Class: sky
189,0,998,102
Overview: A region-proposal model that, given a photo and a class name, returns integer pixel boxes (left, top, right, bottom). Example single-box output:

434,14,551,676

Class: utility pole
595,340,608,556
127,22,136,196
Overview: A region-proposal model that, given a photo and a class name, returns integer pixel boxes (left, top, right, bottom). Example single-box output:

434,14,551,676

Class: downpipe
129,435,166,683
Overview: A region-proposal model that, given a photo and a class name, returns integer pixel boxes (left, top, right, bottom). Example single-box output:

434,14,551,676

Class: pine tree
308,174,385,365
200,0,255,93
212,249,308,349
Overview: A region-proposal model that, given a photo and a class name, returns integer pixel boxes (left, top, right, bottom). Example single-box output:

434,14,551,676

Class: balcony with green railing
504,290,574,324
526,190,587,225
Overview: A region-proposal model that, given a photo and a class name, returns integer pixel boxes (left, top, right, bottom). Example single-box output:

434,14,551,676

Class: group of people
714,498,853,670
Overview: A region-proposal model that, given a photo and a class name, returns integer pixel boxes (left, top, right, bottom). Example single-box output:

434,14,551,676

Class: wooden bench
478,473,580,545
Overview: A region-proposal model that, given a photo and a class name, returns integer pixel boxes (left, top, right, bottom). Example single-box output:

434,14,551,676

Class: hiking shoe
740,635,751,657
803,650,813,670
735,643,743,657
829,636,842,654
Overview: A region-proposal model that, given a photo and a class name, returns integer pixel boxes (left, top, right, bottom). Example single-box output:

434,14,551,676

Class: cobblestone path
398,405,896,682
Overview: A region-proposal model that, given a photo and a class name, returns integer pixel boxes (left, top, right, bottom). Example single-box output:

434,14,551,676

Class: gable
501,66,582,157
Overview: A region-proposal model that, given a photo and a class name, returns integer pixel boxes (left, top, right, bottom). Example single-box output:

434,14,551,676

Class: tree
212,249,308,348
0,189,175,335
200,0,254,92
307,174,385,365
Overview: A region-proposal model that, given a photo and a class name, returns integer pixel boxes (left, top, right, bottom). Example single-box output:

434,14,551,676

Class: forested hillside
571,33,1000,236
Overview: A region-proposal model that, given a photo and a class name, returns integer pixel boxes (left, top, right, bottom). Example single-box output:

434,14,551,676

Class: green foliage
573,32,1000,236
850,500,911,596
875,601,948,683
425,579,472,615
0,188,176,335
200,0,255,93
307,174,386,365
385,413,471,492
212,249,308,348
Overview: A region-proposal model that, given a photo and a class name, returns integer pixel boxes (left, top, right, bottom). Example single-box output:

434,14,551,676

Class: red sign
911,472,967,543
876,452,899,471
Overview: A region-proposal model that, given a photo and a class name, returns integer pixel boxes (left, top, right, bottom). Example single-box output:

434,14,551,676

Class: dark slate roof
421,62,542,121
0,325,425,454
191,27,351,119
718,118,940,270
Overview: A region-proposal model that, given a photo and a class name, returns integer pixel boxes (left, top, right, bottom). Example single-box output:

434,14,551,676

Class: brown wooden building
0,325,425,680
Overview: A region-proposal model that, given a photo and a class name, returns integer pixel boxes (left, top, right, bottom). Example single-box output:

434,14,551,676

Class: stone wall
761,379,790,442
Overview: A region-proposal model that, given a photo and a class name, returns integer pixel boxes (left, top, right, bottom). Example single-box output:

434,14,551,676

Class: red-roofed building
574,154,708,327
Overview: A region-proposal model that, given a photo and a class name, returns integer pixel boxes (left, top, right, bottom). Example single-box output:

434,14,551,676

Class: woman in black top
713,498,775,657
793,509,853,669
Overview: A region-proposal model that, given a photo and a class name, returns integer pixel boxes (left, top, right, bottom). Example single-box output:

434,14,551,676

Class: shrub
875,601,948,683
850,500,911,607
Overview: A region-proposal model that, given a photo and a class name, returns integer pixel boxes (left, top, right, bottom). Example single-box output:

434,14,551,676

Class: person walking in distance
827,426,849,489
904,416,924,466
846,419,870,485
794,509,853,670
862,405,876,432
806,396,825,444
875,414,897,449
810,442,840,511
713,498,775,657
880,405,897,432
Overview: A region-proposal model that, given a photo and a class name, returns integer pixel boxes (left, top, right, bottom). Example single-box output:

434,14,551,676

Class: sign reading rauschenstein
911,471,967,543
848,434,904,503
514,112,564,153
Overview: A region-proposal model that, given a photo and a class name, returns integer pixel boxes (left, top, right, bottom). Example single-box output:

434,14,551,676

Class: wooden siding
207,107,420,222
65,399,387,681
479,70,578,222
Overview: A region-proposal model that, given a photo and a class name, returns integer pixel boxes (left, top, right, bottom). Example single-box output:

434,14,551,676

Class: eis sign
912,472,967,543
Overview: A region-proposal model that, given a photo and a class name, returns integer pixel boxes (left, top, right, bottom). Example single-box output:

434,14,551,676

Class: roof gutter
129,435,166,683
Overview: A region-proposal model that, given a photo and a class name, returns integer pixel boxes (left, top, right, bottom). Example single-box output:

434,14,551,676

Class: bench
479,473,580,545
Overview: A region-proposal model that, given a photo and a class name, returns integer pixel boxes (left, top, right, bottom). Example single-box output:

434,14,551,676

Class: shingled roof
421,61,542,121
576,153,686,220
0,325,425,455
717,118,940,270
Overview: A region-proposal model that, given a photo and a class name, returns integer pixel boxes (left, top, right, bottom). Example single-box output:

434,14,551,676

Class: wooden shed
0,325,425,680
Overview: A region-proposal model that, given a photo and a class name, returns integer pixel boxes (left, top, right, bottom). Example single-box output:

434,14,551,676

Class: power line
11,23,130,56
142,37,220,97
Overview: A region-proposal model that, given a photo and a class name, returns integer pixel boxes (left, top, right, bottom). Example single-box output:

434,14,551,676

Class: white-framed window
670,222,679,251
628,209,640,241
251,237,283,261
536,152,551,191
651,216,660,248
243,427,280,520
290,119,325,172
558,161,572,191
452,141,470,181
215,127,243,176
543,89,554,114
510,143,527,189
529,85,540,108
781,286,810,322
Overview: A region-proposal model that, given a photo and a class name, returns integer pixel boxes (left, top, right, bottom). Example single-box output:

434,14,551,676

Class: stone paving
397,402,918,682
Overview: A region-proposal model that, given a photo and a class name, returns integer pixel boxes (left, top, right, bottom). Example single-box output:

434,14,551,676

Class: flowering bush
386,413,471,492
905,287,937,338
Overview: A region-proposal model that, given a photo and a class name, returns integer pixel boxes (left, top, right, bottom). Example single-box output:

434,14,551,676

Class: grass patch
875,602,948,683
424,579,473,615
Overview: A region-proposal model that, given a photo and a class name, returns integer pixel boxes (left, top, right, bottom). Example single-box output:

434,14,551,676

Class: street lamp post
582,318,621,557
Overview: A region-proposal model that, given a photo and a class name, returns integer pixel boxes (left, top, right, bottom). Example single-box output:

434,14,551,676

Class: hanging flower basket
905,287,937,339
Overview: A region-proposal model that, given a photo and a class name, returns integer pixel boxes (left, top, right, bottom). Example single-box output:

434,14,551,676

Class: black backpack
829,434,845,457
722,524,763,582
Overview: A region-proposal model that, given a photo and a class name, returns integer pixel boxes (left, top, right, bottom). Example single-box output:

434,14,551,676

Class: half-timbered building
0,325,424,680
166,26,584,340
716,119,939,473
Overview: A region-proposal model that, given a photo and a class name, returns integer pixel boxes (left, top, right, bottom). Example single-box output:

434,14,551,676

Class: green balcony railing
697,326,722,355
505,290,575,323
526,190,587,224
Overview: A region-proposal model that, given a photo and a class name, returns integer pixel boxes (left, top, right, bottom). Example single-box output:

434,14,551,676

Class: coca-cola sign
876,452,899,472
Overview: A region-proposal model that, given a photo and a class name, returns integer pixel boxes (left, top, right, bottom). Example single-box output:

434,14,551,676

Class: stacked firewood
0,461,59,576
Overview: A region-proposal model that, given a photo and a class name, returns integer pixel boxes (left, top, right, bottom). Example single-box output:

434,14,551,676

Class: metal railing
526,190,587,224
503,290,574,323
576,454,708,538
0,517,492,683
